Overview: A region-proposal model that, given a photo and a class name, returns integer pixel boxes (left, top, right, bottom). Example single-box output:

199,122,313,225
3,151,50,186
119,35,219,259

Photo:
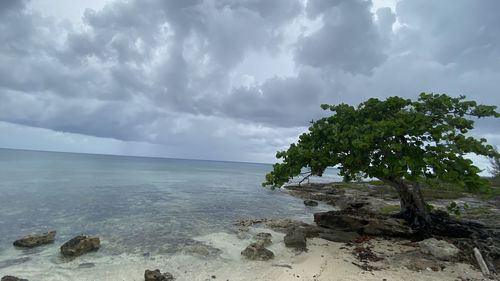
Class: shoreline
2,181,499,281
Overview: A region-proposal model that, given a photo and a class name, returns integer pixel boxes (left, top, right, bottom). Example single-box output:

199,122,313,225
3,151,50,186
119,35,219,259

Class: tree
263,93,499,235
489,148,500,178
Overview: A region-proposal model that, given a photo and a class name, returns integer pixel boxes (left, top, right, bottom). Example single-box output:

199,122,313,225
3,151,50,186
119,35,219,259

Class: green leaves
263,93,499,190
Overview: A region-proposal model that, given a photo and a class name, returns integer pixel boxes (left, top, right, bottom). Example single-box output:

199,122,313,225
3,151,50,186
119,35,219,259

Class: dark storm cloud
0,0,499,160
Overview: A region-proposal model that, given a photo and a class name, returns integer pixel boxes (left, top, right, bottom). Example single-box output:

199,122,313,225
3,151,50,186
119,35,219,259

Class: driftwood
473,247,491,276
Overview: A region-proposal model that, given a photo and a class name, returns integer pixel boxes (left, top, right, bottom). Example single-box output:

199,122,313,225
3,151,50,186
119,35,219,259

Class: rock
241,242,274,261
60,235,100,257
417,238,460,261
284,229,307,250
78,262,95,268
255,232,272,246
1,276,28,281
144,269,175,281
13,230,56,248
318,230,359,243
314,210,413,237
362,217,412,236
304,200,318,206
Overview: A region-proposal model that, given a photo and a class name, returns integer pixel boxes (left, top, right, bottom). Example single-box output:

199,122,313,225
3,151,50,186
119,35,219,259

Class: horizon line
0,146,272,166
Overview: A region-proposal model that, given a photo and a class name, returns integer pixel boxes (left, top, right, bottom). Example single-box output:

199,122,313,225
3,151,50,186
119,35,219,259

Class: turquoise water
0,148,339,279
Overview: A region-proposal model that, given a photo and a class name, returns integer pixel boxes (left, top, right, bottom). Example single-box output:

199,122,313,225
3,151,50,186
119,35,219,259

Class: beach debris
241,242,274,261
13,230,56,248
144,269,175,281
473,247,491,276
351,261,380,271
304,200,318,206
353,234,374,244
272,264,293,269
351,245,383,271
417,238,459,261
255,232,272,246
352,246,383,262
284,229,307,250
1,276,28,281
60,235,100,257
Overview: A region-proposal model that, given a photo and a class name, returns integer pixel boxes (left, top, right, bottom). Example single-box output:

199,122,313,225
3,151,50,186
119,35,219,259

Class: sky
0,0,499,168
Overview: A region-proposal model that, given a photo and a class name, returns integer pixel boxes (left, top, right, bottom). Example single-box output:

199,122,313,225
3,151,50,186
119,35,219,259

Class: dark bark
382,177,432,238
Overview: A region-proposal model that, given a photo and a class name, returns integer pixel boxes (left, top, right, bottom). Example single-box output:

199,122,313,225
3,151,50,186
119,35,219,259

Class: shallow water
0,148,338,280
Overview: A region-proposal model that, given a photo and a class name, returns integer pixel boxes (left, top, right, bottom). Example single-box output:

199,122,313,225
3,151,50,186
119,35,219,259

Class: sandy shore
193,230,490,281
1,227,491,281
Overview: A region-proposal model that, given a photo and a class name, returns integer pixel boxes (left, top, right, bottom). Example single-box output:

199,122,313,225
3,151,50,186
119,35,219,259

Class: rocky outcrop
60,235,100,257
241,242,274,261
13,230,56,248
314,209,413,237
304,200,318,206
417,238,460,261
144,269,175,281
284,229,307,250
1,276,28,281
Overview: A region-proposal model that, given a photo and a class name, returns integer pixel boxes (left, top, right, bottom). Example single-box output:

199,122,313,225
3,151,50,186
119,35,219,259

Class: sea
0,148,340,280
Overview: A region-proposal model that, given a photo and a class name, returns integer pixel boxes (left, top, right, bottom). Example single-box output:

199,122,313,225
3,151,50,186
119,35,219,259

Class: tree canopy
263,93,499,190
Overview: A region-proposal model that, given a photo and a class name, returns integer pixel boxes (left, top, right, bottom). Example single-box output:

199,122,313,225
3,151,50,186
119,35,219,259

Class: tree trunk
382,177,432,238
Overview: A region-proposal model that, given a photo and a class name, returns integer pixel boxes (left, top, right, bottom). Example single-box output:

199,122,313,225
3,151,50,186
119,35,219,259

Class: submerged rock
418,238,459,261
304,200,319,206
184,242,221,257
284,229,307,250
78,262,95,268
144,269,175,281
0,257,31,269
241,242,274,261
13,230,56,248
60,235,100,257
254,232,272,246
1,276,28,281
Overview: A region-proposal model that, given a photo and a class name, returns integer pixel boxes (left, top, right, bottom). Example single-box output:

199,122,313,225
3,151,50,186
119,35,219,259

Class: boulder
13,230,56,248
241,242,274,261
60,235,100,257
284,229,307,250
304,200,319,206
1,276,28,281
144,269,175,281
417,238,460,261
254,232,272,246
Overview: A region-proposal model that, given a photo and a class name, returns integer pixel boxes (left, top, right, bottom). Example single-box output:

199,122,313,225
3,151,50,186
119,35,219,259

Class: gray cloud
295,0,389,74
0,0,499,162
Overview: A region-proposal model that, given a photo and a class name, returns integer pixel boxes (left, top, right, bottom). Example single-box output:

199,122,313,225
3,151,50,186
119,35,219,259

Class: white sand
0,229,492,281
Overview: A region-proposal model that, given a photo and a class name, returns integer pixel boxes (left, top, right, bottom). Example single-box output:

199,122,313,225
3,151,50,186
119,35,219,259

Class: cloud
295,0,390,74
0,0,499,163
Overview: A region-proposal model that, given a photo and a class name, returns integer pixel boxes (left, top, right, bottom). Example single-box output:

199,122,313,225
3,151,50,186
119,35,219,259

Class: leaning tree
263,93,499,234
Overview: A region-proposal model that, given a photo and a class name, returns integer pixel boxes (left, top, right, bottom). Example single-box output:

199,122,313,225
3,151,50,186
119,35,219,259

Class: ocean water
0,148,339,280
